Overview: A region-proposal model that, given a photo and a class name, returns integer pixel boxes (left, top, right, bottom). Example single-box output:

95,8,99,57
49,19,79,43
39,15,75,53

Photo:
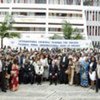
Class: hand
11,71,15,74
5,74,10,79
55,73,57,76
89,70,92,74
62,65,64,67
50,73,52,76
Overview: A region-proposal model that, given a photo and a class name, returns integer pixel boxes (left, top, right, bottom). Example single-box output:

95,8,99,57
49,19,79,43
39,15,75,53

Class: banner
3,39,93,49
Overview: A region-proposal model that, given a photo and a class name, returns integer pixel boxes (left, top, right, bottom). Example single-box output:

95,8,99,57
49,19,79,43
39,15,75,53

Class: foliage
62,21,84,40
83,0,93,5
49,33,63,39
0,13,20,48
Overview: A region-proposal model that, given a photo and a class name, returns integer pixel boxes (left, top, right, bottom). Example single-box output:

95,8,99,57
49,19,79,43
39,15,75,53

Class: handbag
82,72,87,79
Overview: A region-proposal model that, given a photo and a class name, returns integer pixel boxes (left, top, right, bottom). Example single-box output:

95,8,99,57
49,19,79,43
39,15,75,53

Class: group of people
0,46,100,92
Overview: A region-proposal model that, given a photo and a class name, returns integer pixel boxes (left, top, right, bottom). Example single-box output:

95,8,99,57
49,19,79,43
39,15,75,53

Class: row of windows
0,0,81,5
0,12,82,19
49,13,82,18
14,27,45,31
12,27,83,34
86,11,100,21
0,0,11,3
13,27,61,32
0,0,46,3
49,0,81,5
0,0,100,6
87,26,100,36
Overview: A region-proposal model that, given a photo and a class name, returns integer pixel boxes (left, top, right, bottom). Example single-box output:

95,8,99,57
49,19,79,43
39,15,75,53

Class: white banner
3,39,93,49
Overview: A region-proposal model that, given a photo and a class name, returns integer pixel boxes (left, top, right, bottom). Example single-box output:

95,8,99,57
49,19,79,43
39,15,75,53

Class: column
97,11,98,21
9,0,13,15
97,26,98,36
45,0,49,37
89,11,90,21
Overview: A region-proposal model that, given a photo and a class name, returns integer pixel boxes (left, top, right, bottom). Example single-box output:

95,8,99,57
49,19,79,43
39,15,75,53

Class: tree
49,33,63,39
83,0,93,6
62,21,84,40
0,14,20,48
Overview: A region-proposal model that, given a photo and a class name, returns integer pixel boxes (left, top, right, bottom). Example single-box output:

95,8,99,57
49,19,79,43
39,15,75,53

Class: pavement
0,82,100,100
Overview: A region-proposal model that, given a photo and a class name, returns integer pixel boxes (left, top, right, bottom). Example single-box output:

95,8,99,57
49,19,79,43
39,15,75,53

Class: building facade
0,0,100,47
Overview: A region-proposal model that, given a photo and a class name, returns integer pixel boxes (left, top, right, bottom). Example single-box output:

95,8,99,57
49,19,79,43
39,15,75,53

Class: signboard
3,39,93,49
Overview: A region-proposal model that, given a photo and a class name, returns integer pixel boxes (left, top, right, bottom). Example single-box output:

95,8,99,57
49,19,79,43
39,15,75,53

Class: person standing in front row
10,58,19,91
59,53,69,84
1,57,9,92
0,55,2,91
34,56,44,85
96,60,100,92
49,56,58,85
89,56,97,89
80,57,89,87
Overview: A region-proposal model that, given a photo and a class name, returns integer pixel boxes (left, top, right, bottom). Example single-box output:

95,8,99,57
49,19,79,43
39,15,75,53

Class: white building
0,0,100,47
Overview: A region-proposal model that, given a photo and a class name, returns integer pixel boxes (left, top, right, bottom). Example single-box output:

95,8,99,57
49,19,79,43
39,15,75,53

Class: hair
13,58,18,64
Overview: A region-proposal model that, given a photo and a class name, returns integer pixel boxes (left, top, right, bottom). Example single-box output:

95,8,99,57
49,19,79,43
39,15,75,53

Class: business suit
49,64,58,85
59,54,69,84
1,61,8,92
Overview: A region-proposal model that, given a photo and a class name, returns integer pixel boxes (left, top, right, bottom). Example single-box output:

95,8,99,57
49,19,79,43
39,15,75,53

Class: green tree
0,14,20,48
62,21,84,40
49,33,63,39
83,0,93,6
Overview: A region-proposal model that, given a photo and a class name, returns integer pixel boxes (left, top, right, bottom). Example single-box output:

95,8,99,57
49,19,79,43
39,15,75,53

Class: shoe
55,83,57,85
49,83,52,85
2,90,7,92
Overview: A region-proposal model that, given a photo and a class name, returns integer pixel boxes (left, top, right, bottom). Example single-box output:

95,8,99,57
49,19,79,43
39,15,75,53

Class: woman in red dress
10,58,19,91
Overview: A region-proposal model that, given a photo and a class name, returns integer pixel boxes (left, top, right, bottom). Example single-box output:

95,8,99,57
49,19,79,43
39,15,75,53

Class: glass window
35,0,46,4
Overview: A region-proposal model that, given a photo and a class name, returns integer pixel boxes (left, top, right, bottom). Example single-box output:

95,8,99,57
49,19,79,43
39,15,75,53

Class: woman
10,58,19,91
33,55,44,85
40,54,49,81
66,57,75,85
96,60,100,92
89,56,97,89
74,56,80,85
80,57,89,87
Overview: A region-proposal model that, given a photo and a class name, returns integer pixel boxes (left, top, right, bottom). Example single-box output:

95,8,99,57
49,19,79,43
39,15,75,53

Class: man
0,55,2,89
1,57,8,92
59,53,69,84
49,59,58,85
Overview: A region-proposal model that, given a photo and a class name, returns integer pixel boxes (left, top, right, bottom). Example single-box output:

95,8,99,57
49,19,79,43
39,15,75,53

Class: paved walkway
0,83,100,100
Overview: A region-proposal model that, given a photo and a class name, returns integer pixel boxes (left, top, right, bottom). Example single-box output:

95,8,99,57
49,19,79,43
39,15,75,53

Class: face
85,57,88,62
91,57,95,62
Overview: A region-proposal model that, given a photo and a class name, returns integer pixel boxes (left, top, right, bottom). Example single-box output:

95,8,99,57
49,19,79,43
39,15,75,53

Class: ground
0,82,100,100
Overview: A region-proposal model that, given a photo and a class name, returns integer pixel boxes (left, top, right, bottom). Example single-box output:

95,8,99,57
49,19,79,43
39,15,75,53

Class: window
92,26,94,36
20,12,27,16
92,11,94,21
0,0,3,3
96,11,97,21
87,11,89,20
35,0,46,4
35,12,46,16
98,26,100,36
95,26,97,36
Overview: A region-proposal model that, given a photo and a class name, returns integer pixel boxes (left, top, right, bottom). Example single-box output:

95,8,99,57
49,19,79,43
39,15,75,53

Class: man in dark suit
1,58,8,92
59,53,69,84
23,60,35,84
49,61,58,85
